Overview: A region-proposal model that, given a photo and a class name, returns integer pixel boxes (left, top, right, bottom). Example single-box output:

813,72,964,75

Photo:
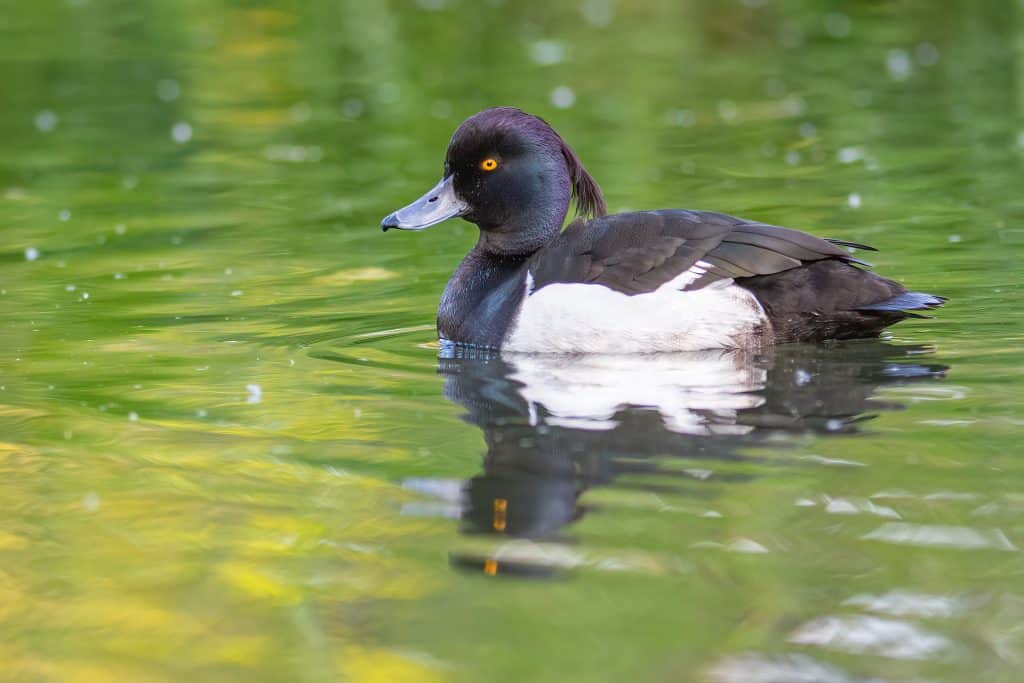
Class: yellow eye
480,158,498,172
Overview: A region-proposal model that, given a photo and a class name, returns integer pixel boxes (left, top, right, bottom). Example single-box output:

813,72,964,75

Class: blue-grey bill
381,176,468,231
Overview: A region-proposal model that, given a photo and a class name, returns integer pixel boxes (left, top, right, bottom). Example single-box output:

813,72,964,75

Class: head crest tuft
558,137,606,219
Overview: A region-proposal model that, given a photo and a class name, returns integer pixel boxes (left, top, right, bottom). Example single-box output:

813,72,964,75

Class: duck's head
381,107,606,255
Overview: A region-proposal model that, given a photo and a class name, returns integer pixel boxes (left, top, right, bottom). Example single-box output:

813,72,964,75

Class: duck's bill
381,176,468,231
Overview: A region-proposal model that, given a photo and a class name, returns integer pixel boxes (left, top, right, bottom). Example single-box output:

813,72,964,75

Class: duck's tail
856,291,947,318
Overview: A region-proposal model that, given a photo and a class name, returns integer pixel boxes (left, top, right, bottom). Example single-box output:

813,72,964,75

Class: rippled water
2,1,1023,681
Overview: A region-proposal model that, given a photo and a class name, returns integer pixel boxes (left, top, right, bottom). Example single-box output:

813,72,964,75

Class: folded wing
528,210,858,295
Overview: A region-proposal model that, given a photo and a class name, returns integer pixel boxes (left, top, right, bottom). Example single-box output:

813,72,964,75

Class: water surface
2,1,1023,681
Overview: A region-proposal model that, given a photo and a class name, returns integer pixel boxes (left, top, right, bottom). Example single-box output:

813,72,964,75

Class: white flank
504,279,769,353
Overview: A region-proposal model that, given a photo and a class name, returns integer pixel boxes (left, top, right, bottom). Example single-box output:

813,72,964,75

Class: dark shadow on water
403,341,947,579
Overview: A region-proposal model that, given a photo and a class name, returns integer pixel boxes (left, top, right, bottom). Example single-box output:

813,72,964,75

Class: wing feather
527,210,865,296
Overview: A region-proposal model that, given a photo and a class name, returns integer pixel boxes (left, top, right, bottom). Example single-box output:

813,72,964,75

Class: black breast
438,249,529,348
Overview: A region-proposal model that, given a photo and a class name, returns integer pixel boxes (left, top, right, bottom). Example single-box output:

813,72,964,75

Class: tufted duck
381,107,944,352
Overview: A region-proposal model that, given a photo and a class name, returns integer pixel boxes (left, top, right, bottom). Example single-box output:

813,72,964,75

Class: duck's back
499,210,942,352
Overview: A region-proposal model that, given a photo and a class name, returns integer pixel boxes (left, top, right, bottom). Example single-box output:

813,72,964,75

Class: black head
381,107,606,255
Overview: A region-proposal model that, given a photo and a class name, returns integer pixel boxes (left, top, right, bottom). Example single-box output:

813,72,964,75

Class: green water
2,1,1023,681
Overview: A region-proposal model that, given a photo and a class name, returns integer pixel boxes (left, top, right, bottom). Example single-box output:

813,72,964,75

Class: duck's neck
476,213,562,256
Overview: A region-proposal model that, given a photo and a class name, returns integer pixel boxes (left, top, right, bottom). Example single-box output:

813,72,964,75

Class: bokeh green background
2,1,1023,681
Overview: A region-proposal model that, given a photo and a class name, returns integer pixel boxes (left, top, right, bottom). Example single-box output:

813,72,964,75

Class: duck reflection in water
403,342,946,578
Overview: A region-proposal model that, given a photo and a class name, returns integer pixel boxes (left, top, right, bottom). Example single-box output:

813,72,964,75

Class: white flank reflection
506,350,766,434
